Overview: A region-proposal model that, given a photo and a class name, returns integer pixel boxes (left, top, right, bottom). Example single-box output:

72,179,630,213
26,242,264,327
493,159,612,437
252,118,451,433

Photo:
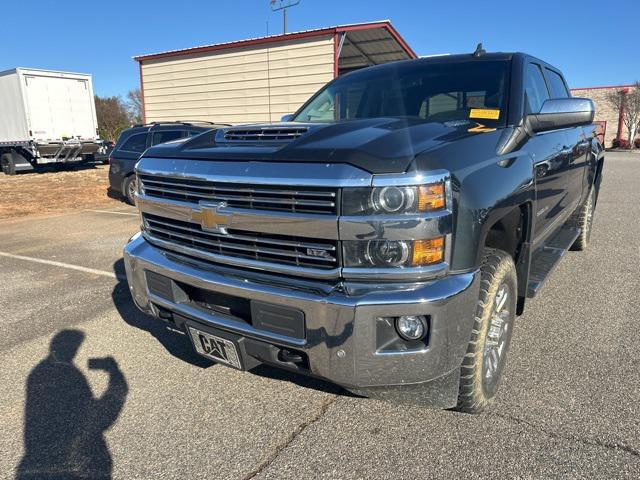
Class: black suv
108,122,224,204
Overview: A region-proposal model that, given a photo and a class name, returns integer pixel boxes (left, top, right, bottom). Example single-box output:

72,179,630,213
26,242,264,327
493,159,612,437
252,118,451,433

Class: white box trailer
0,67,101,174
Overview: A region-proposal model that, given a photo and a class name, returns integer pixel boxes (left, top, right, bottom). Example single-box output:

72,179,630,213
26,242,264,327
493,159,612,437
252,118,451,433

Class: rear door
523,62,572,243
544,67,586,209
23,73,96,142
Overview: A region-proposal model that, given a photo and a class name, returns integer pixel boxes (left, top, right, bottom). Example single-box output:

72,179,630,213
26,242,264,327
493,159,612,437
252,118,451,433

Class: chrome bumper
124,233,480,401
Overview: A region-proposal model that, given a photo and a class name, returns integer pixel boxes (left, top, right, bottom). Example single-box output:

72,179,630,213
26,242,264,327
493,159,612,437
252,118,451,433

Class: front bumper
124,233,480,405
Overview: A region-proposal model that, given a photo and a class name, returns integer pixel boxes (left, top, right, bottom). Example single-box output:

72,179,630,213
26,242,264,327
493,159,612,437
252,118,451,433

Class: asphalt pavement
0,152,638,479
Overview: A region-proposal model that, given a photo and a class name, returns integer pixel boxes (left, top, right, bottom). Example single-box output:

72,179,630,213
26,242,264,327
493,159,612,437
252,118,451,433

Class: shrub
612,138,631,149
634,138,640,149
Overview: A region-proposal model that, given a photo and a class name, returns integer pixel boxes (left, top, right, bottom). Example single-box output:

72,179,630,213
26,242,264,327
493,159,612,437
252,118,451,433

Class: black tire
569,188,595,251
456,248,517,414
123,175,138,205
1,153,16,175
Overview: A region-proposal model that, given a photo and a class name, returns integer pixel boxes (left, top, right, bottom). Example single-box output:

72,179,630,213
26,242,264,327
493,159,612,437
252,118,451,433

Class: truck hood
144,118,495,174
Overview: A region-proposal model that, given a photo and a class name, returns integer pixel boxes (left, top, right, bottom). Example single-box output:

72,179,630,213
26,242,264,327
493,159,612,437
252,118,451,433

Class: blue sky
3,0,638,97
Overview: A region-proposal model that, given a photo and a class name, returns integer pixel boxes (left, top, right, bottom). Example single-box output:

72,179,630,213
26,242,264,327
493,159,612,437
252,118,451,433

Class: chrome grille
139,175,337,215
143,213,338,270
223,127,308,141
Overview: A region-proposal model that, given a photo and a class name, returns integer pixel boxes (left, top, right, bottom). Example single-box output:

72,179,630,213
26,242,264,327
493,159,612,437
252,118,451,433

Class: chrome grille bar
143,213,338,270
139,175,337,215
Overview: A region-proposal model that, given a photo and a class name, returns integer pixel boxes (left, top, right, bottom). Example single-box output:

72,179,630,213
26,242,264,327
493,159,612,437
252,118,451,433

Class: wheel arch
481,202,533,315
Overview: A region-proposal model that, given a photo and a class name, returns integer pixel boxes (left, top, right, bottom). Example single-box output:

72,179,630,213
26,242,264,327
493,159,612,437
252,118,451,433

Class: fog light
395,315,428,341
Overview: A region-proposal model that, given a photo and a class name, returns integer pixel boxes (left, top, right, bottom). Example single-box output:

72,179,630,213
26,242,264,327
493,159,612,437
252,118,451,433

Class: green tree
94,95,131,142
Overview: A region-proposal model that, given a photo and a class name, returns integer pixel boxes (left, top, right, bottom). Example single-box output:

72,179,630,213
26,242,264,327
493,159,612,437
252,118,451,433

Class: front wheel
455,248,517,414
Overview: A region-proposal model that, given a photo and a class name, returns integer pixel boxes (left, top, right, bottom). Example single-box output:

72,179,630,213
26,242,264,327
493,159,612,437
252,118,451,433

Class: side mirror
526,98,595,134
280,114,294,122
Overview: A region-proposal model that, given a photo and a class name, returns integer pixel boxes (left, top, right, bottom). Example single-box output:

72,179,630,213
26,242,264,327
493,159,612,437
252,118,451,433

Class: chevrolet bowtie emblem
191,202,232,233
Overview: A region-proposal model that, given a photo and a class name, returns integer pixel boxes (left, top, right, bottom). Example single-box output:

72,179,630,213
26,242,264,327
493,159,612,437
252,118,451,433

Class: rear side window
187,129,207,137
524,63,550,114
119,133,147,153
545,69,570,98
151,130,184,146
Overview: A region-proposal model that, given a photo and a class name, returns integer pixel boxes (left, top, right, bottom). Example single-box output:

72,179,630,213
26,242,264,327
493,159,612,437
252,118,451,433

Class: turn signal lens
417,183,446,211
412,236,445,266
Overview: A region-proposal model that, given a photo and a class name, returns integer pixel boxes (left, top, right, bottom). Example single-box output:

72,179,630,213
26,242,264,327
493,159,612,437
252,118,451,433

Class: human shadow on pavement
16,330,128,480
111,259,213,368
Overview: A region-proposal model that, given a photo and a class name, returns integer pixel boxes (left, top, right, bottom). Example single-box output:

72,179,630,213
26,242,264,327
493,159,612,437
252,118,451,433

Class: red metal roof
134,20,416,62
570,84,635,91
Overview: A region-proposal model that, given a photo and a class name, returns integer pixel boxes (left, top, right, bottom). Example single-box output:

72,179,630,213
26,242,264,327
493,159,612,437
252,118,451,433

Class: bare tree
94,95,131,142
605,82,640,149
126,88,143,124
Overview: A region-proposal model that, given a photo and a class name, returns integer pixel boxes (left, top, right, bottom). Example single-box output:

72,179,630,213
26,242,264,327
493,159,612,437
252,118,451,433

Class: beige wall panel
143,59,333,86
142,39,333,71
141,36,334,124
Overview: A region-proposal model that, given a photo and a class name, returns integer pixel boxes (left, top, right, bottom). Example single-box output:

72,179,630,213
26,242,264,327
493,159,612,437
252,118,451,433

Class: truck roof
338,51,563,82
0,67,92,78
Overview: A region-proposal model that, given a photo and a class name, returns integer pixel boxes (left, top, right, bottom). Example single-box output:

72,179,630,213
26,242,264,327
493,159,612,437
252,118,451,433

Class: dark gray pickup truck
123,50,604,413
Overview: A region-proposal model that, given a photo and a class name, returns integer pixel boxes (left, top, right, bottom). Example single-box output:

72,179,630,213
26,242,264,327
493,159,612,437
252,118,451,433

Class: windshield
293,60,510,127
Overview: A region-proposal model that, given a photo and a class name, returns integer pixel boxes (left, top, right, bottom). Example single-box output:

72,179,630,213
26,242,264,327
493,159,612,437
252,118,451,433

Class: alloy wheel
482,282,511,391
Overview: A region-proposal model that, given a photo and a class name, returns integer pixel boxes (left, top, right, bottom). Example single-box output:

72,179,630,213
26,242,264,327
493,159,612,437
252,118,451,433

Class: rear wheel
570,188,595,251
123,175,138,205
456,248,517,414
1,153,16,175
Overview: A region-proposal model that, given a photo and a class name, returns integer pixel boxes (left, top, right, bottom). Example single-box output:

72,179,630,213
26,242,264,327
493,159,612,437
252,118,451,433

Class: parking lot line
85,209,139,216
0,251,124,280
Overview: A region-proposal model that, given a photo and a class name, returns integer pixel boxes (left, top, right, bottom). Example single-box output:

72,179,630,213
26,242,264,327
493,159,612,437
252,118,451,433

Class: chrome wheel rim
128,178,137,202
483,282,511,387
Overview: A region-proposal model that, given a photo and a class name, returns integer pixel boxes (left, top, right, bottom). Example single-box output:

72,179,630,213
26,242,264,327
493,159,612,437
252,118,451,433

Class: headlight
342,182,446,215
343,237,445,268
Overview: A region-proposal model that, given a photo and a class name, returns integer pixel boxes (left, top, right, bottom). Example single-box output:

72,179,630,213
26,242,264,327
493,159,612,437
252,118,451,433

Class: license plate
188,326,242,369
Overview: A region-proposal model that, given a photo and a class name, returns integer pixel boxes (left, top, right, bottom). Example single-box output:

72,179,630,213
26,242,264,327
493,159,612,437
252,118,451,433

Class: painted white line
0,251,126,281
85,209,139,217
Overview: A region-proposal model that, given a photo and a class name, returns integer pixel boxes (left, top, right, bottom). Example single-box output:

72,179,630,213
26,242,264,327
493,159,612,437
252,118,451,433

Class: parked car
108,122,224,204
123,50,604,413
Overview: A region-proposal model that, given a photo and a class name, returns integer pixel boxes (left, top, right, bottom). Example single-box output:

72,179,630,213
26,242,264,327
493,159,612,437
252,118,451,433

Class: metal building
134,21,416,124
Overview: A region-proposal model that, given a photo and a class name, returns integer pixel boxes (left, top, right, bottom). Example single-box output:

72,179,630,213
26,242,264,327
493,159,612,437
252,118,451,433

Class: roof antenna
473,43,486,57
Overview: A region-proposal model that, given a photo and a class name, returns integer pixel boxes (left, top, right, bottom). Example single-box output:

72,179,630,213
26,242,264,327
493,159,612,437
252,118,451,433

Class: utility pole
270,0,300,34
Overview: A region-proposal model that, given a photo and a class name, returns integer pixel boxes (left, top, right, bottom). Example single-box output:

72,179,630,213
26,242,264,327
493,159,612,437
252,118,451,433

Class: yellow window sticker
469,108,500,120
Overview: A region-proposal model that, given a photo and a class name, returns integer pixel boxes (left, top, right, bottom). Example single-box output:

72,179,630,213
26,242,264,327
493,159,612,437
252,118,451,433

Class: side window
119,133,147,153
187,130,205,137
151,130,183,146
524,63,550,114
545,69,570,98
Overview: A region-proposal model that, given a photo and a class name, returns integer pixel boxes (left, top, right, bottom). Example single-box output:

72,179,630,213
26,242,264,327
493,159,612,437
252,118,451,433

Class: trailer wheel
1,153,17,175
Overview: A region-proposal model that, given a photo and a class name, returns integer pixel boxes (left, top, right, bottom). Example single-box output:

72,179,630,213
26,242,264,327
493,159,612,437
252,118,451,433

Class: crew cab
123,50,603,413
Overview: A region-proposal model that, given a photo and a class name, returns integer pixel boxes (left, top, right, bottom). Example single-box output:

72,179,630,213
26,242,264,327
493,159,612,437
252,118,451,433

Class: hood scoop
222,126,309,142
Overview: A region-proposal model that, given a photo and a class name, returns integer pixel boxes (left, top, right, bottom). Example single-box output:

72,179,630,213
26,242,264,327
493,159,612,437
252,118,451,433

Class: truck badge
191,202,232,234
